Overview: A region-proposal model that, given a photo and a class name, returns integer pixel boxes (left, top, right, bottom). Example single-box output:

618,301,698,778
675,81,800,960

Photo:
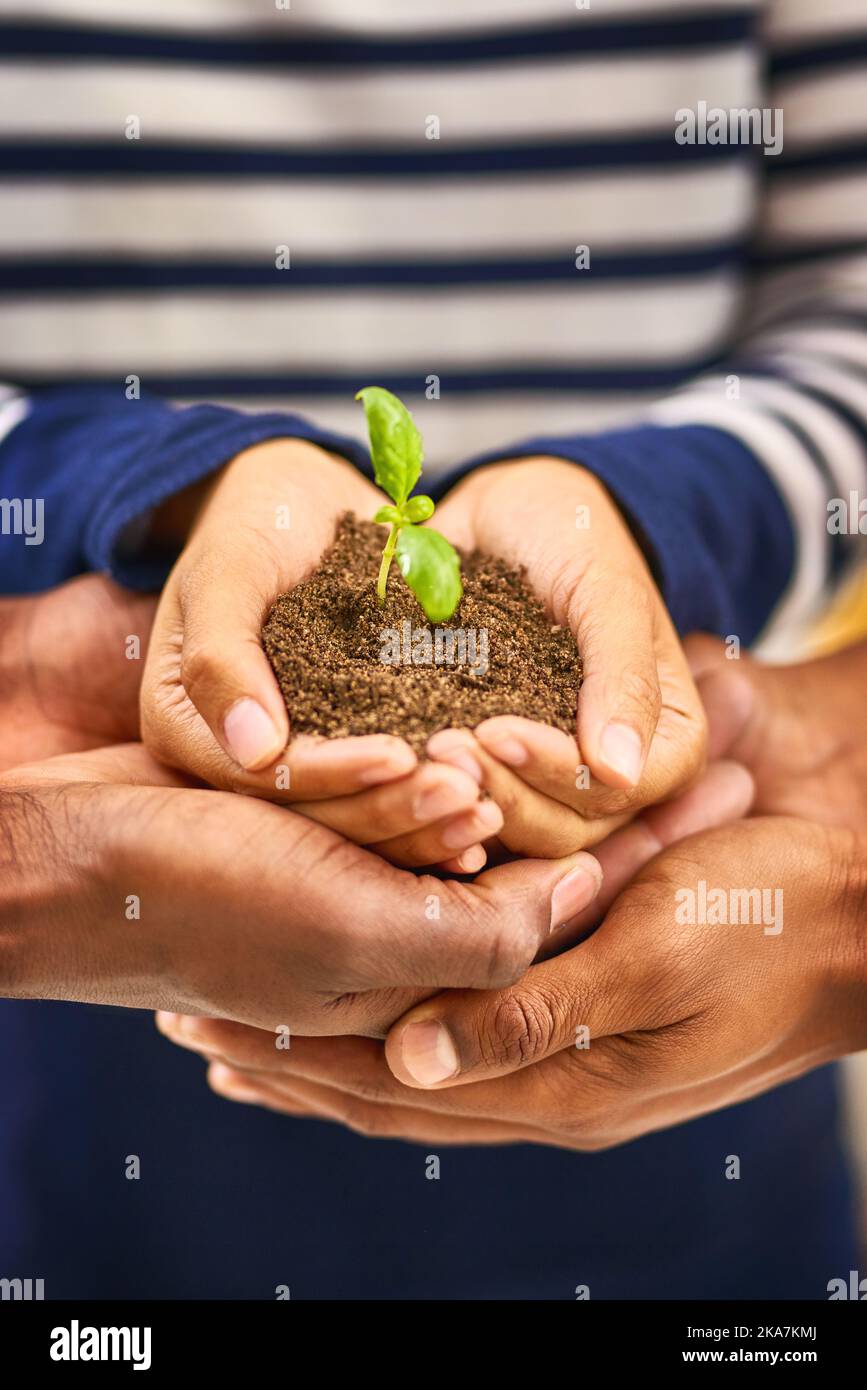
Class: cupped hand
191,811,865,1148
139,439,496,869
0,739,602,1032
186,636,867,1146
155,756,756,1129
423,457,707,855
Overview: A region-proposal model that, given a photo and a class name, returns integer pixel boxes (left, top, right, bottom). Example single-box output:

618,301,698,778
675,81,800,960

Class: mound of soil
263,513,581,753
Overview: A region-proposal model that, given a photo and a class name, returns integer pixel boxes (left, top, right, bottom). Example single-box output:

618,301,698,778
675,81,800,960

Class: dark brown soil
263,514,581,752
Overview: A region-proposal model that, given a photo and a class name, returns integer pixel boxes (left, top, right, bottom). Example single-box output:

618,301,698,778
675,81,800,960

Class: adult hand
0,740,602,1031
687,633,867,826
158,758,757,1133
181,640,867,1145
189,811,864,1146
140,440,500,871
424,457,707,854
0,574,154,768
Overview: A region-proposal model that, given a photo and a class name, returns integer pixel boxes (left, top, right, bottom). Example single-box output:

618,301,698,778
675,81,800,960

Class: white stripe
184,390,652,473
0,0,758,36
757,351,867,446
685,370,867,500
0,49,757,145
0,277,739,373
762,173,867,244
748,257,867,329
752,325,867,370
765,0,867,42
775,66,867,146
646,390,831,639
0,165,756,258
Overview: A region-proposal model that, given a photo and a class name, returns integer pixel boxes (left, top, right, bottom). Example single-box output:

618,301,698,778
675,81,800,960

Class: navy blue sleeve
0,388,372,594
433,423,795,646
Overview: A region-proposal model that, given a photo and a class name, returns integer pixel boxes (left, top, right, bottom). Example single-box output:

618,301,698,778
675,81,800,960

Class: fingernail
413,781,471,821
438,750,483,784
549,863,602,932
440,800,502,848
455,844,487,874
356,745,417,784
599,721,644,786
427,732,483,784
155,1011,179,1033
224,698,282,771
483,736,528,767
400,1020,459,1086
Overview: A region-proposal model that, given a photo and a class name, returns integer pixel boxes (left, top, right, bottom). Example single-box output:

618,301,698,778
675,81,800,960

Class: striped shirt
1,0,867,643
0,0,864,1303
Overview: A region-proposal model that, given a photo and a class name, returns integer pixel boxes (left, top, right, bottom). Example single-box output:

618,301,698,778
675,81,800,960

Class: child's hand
425,457,707,856
139,439,497,870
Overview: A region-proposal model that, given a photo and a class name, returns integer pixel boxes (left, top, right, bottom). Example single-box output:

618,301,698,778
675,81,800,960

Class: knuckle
617,662,661,723
440,882,521,988
138,669,183,761
479,990,557,1068
138,698,170,760
479,918,538,990
340,1097,394,1139
546,551,593,629
484,764,520,816
179,642,223,707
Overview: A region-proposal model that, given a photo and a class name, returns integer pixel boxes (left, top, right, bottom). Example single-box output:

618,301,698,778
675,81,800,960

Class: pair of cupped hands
3,440,865,1149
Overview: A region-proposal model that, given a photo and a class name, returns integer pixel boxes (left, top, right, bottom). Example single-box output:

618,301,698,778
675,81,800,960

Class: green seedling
356,386,463,623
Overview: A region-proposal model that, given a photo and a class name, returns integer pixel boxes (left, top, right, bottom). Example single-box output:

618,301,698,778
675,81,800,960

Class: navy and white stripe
1,0,866,646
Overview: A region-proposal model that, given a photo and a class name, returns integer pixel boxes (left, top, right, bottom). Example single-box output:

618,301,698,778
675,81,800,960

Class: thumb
384,919,635,1089
384,759,753,1087
570,565,661,790
176,555,289,772
535,757,754,957
375,849,605,995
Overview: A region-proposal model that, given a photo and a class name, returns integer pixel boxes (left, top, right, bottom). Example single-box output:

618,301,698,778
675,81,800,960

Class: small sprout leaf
358,385,463,613
396,525,463,623
355,386,423,506
403,494,435,523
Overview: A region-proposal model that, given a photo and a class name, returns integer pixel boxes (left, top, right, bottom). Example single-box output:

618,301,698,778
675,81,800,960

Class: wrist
0,779,128,1003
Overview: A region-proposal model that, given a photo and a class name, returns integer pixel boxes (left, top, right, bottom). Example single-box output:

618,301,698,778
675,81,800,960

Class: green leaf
396,525,463,623
403,494,435,523
355,386,423,506
373,504,401,526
